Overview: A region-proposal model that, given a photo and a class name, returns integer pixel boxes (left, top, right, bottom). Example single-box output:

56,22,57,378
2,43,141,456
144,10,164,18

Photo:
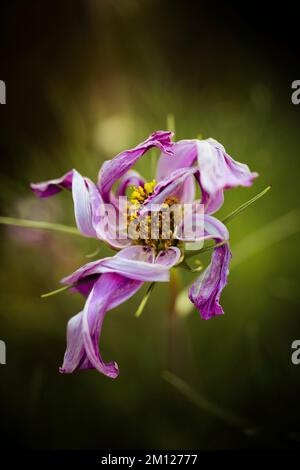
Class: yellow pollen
127,181,180,252
129,179,156,205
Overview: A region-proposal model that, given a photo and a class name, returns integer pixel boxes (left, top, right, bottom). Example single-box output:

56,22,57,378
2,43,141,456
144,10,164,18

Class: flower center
127,181,180,251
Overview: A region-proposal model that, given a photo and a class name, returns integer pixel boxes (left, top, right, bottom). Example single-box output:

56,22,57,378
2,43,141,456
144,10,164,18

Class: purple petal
61,245,175,285
70,275,99,298
196,139,257,212
189,243,231,320
60,273,143,377
31,168,101,239
72,170,97,238
188,215,231,320
176,207,229,244
87,179,131,249
155,247,181,267
30,170,73,198
116,171,145,197
158,138,258,214
141,167,198,214
157,144,196,203
203,214,229,241
98,131,174,202
156,140,196,180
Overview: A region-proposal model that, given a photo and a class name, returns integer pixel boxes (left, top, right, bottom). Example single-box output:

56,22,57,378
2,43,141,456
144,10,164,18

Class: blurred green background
0,0,300,450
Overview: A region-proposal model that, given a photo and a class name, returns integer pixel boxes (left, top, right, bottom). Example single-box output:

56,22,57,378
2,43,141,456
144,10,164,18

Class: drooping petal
155,246,182,267
72,170,97,238
61,245,175,286
203,214,229,241
141,166,199,214
158,138,257,214
98,131,174,202
116,170,145,197
87,179,131,249
31,169,100,239
196,139,257,212
156,140,196,180
156,144,196,203
70,275,99,298
30,170,74,198
177,209,228,246
188,215,231,320
60,273,143,377
189,243,231,320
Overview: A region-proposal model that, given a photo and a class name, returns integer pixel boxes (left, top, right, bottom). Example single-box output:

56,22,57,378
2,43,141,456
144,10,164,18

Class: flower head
31,130,258,378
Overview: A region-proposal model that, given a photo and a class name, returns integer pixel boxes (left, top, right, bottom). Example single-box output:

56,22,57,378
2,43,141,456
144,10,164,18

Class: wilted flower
31,131,257,378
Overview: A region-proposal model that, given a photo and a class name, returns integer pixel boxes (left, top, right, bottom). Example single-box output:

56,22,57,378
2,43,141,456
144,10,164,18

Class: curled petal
70,275,99,298
158,138,257,214
72,170,97,238
156,139,196,180
62,245,174,286
157,145,196,203
31,169,100,239
141,167,198,213
60,273,143,378
116,171,145,197
30,170,73,198
196,139,257,212
203,214,229,241
98,131,174,202
189,243,231,320
87,179,131,249
155,246,182,267
189,215,231,320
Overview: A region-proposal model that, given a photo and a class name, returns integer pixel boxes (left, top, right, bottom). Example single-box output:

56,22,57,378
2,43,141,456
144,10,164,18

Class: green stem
41,285,71,298
185,241,226,260
221,185,272,225
162,371,257,433
135,283,155,317
166,113,175,134
184,186,271,260
0,216,81,236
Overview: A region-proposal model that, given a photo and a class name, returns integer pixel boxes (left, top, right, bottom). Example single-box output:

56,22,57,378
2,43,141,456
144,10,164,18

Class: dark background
0,0,300,450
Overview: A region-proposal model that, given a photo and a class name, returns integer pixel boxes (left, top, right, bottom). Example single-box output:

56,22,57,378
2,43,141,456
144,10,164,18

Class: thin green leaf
41,285,71,298
185,241,226,260
85,246,101,258
184,186,271,260
135,283,155,317
0,216,80,236
162,370,258,434
221,185,272,225
166,113,175,134
179,258,204,272
231,208,300,269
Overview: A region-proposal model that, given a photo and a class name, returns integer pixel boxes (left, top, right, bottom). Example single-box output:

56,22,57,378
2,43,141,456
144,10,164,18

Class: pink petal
98,131,174,202
60,273,143,377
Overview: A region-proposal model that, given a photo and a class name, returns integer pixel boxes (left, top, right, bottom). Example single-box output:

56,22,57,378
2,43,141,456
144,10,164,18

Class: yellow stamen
129,179,157,205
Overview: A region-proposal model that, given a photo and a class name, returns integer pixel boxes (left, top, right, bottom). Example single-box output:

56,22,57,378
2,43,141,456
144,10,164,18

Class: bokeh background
1,0,300,450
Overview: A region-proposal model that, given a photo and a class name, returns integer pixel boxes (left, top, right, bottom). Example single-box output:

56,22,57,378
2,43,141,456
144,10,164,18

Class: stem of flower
184,186,271,260
135,282,155,317
166,113,176,134
221,185,272,225
185,241,226,260
0,216,81,236
161,371,257,432
41,285,72,298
